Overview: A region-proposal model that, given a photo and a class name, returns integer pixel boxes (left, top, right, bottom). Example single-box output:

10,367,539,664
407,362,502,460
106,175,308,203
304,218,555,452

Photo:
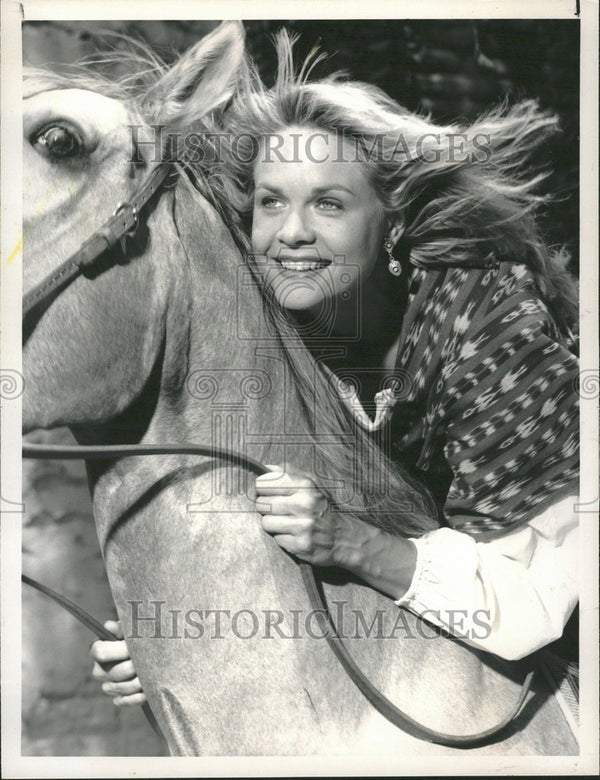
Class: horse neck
82,176,311,538
156,176,311,465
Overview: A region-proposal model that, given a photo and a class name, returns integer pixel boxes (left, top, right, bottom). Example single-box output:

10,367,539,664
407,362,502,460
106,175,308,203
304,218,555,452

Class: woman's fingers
101,677,144,697
260,513,313,535
256,468,316,496
255,465,336,565
257,495,328,520
255,479,295,496
272,533,313,556
101,658,137,682
112,692,147,708
91,620,146,706
92,659,137,682
255,495,315,516
91,652,137,682
90,638,131,666
92,661,109,680
103,619,124,639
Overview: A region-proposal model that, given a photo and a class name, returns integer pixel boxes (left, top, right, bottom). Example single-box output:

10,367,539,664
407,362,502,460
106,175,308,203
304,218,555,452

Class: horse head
22,21,245,433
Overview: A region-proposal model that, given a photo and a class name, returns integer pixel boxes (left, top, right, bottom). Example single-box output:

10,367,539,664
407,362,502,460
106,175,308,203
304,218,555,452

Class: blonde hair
23,43,439,537
210,31,578,333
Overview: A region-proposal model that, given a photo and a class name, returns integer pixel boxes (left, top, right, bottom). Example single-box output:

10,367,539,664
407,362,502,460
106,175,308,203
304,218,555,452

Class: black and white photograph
1,1,598,775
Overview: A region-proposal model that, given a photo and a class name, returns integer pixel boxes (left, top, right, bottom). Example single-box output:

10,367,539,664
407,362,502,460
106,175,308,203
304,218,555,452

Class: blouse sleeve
395,494,578,660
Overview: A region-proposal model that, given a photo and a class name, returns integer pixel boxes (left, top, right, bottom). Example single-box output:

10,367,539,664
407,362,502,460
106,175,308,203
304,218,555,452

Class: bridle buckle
113,202,139,254
23,161,173,320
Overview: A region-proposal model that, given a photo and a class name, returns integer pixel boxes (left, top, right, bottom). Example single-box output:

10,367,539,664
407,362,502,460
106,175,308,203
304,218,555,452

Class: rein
22,443,534,749
22,156,534,750
21,572,166,742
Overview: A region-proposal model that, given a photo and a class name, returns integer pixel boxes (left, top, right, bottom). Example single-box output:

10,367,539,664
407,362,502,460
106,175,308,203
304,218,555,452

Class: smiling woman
214,36,579,657
252,128,388,313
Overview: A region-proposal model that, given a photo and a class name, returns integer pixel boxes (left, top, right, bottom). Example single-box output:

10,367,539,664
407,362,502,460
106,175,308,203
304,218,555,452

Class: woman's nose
276,208,315,245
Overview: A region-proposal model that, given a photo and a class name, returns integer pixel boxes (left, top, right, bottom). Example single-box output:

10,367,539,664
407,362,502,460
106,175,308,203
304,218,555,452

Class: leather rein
22,160,534,749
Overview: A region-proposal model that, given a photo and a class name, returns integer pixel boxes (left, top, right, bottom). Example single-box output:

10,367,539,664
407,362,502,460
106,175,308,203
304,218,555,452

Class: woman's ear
387,222,404,248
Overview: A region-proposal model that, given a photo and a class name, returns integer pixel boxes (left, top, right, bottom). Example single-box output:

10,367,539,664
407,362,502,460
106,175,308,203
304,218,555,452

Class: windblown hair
210,30,578,334
23,37,439,537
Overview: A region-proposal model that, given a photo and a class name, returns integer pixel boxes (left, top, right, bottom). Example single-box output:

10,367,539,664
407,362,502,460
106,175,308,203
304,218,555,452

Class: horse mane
255,279,439,536
24,43,438,538
23,31,172,98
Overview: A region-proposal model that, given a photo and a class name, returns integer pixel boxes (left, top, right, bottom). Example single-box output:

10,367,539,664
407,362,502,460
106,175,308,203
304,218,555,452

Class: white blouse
395,494,579,660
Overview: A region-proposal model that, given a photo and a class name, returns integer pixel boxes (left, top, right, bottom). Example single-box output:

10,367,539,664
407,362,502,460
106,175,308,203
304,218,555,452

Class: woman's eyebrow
311,185,355,196
254,183,355,196
254,183,284,195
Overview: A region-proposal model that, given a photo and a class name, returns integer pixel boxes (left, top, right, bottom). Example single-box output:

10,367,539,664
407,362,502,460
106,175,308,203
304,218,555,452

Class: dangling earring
384,237,402,277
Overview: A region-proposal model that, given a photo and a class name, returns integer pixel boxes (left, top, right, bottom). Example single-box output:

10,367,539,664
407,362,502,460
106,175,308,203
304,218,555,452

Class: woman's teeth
277,259,328,271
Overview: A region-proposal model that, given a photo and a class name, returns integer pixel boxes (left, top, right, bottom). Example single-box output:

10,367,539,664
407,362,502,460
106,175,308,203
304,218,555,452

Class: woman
91,32,579,707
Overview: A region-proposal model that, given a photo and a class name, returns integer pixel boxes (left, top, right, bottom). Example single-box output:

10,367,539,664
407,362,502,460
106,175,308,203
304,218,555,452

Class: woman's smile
274,250,332,271
252,127,387,311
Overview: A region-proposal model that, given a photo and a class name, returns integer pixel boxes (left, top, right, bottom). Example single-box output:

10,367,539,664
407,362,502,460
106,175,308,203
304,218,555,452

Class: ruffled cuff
393,500,578,660
394,527,482,632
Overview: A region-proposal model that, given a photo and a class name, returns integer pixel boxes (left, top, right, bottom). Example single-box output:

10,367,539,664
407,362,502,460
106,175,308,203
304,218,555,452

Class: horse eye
34,125,82,159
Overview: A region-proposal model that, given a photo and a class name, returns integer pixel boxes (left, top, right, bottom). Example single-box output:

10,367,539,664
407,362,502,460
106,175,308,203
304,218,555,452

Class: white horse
23,22,577,755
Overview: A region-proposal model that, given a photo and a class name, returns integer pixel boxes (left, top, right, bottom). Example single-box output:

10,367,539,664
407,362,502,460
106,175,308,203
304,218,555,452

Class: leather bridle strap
22,442,266,471
23,162,173,319
22,441,534,748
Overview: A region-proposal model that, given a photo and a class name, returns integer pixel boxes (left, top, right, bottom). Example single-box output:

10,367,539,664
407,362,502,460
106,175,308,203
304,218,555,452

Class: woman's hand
255,465,341,566
255,464,418,598
90,620,146,707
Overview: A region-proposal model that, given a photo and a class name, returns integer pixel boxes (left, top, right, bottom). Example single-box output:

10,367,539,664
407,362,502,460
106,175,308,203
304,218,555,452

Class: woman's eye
33,125,82,159
317,199,342,211
260,196,284,209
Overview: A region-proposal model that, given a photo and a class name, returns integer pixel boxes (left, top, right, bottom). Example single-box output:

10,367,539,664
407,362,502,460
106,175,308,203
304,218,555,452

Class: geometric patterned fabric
389,261,579,539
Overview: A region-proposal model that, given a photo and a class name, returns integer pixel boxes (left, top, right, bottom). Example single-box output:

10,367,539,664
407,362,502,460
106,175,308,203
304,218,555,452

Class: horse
22,21,578,756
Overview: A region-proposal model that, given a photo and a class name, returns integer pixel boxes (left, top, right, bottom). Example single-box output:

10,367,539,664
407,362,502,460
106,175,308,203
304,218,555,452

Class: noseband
22,156,535,749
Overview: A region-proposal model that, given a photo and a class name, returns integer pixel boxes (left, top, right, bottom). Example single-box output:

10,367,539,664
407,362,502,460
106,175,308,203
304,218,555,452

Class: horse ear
152,21,245,128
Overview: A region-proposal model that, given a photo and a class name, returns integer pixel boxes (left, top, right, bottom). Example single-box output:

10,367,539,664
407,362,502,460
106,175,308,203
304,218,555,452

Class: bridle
22,155,535,749
23,161,173,321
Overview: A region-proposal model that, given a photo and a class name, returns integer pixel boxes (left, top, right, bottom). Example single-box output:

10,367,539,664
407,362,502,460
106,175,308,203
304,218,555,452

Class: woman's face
251,127,387,313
